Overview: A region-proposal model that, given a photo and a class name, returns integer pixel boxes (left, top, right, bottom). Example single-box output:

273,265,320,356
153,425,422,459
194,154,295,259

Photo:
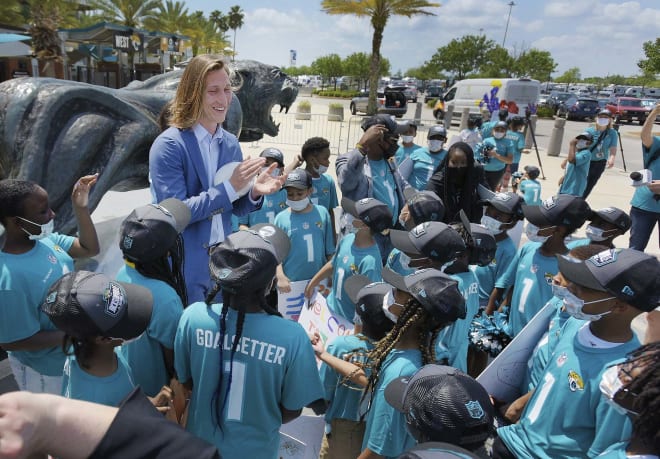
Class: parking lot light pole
502,1,515,47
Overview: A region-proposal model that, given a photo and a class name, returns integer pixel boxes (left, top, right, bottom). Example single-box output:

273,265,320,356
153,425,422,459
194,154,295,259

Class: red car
605,97,648,125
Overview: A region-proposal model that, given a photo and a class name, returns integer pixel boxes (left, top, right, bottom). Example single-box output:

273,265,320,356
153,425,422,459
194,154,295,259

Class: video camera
482,144,494,164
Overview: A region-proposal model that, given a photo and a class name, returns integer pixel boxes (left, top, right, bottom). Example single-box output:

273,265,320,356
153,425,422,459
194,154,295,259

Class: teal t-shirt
363,349,422,458
480,120,497,140
471,235,517,302
369,158,400,226
435,270,480,372
274,205,335,282
326,233,383,322
586,127,618,161
394,143,424,166
495,242,557,337
174,303,324,459
62,348,136,407
519,179,542,205
0,233,75,376
238,188,287,226
506,130,526,164
559,149,591,197
385,248,414,276
116,264,183,397
320,333,372,423
595,441,630,458
631,136,660,213
498,318,639,459
476,137,514,172
402,148,446,191
522,296,574,392
311,173,339,213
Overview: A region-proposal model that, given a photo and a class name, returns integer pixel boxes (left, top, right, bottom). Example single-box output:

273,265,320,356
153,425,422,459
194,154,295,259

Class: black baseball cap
390,221,466,262
478,185,523,219
120,198,191,262
427,125,448,140
398,443,480,459
209,228,289,294
250,223,292,263
259,147,285,167
382,267,466,324
576,131,593,141
598,109,612,117
522,194,591,229
344,275,392,328
42,271,153,340
361,114,408,136
590,207,631,232
523,165,540,180
341,197,393,233
467,223,497,267
404,188,446,225
493,121,508,130
385,365,494,446
557,248,660,312
283,168,312,189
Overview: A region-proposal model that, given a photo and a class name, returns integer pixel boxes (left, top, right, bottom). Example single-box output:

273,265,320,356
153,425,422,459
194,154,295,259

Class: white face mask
402,135,415,144
428,140,444,152
562,290,616,321
630,308,659,345
596,117,610,127
381,290,401,323
585,225,611,242
18,216,54,241
286,197,309,212
346,222,361,234
599,365,634,416
261,166,281,177
525,222,551,244
314,164,329,174
481,215,504,234
493,131,506,140
576,140,588,150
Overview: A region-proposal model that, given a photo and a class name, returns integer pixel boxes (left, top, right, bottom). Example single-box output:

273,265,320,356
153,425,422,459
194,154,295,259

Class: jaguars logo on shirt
350,263,359,274
315,221,322,229
279,202,287,209
544,273,554,285
53,244,64,253
568,370,584,392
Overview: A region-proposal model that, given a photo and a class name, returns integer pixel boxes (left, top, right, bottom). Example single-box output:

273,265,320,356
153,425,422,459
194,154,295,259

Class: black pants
485,168,506,192
582,160,607,199
491,436,517,459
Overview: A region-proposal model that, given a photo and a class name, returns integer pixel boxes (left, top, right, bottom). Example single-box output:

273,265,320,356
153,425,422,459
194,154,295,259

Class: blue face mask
560,287,616,321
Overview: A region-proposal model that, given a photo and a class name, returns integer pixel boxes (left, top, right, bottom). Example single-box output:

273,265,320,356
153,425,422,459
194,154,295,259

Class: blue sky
185,0,660,79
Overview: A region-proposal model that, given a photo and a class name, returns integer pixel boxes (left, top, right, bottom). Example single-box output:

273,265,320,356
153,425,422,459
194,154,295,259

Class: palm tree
145,0,189,34
91,0,160,28
322,0,440,115
227,5,244,61
209,9,230,37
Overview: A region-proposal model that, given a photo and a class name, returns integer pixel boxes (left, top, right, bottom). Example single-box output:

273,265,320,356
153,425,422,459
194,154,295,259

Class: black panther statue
0,59,297,234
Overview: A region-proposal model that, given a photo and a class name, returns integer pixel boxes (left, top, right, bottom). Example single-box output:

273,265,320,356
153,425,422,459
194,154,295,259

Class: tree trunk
367,24,384,116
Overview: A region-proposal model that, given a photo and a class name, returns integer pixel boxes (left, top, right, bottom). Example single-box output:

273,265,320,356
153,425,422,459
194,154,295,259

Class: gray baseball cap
284,168,312,189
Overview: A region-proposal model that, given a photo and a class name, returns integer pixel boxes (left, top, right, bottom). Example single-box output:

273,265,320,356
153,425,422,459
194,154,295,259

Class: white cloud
544,0,598,17
524,20,544,32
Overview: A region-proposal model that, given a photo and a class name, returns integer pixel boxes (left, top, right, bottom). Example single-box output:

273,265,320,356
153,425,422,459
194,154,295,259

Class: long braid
170,235,188,306
361,301,425,416
428,328,441,363
624,342,660,451
211,299,230,429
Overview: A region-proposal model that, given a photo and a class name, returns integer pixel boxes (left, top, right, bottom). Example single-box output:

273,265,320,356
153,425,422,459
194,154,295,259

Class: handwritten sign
298,292,353,367
278,280,331,322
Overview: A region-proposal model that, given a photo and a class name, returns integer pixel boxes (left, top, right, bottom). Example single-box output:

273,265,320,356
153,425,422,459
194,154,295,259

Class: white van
442,78,540,121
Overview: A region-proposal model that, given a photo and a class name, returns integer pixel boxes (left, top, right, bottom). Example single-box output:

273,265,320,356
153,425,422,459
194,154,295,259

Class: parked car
404,85,418,102
605,97,648,125
350,86,408,118
562,97,600,121
641,98,660,122
424,85,443,103
545,92,574,113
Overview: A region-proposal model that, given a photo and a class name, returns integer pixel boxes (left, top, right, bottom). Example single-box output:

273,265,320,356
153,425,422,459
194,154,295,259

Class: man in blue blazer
149,55,285,303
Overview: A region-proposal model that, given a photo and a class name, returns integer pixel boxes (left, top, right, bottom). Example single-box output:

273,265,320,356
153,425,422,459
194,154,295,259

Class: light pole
502,1,515,47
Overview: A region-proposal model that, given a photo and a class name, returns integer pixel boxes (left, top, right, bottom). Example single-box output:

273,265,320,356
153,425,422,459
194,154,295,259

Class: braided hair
132,234,188,306
0,179,38,223
623,342,660,453
361,297,442,415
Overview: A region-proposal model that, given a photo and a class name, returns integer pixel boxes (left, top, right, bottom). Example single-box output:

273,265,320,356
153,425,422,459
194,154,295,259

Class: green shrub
426,99,438,108
297,100,311,110
329,102,343,109
536,105,555,118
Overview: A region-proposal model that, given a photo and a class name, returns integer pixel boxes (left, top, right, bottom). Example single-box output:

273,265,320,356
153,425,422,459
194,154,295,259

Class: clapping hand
71,173,98,209
251,162,287,198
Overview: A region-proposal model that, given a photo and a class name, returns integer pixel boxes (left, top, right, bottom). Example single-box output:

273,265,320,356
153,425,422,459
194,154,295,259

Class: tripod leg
527,121,547,180
617,130,627,172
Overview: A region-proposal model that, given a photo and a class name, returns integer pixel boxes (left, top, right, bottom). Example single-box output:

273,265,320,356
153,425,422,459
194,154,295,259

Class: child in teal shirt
514,165,542,205
559,131,593,197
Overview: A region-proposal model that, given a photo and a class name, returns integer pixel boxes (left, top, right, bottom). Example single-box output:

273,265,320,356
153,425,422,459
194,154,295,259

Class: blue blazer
149,126,259,303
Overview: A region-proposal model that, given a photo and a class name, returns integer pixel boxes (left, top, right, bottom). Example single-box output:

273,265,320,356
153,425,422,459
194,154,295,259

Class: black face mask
448,166,468,184
382,134,399,159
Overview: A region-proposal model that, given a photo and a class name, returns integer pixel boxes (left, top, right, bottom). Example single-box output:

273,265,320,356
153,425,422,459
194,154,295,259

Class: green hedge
426,99,438,108
536,105,555,118
312,89,361,98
